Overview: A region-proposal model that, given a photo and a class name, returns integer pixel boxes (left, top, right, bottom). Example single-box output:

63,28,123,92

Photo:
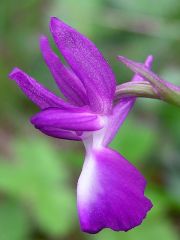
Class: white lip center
77,116,108,205
82,116,108,152
77,153,98,204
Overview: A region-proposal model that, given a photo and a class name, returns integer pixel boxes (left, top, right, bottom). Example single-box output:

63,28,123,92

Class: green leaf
91,219,179,240
0,200,30,240
110,118,158,165
33,189,76,236
0,137,76,236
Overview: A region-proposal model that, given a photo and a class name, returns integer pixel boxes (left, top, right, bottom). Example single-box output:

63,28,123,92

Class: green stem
117,56,180,107
130,65,180,107
115,82,160,101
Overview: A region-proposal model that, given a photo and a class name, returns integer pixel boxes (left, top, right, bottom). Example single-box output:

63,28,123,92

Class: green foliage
110,118,158,164
0,200,30,240
0,138,76,237
111,0,180,16
90,219,179,240
46,0,102,36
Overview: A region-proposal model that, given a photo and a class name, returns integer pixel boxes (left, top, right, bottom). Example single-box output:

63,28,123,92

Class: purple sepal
40,36,89,106
50,17,116,114
9,68,75,110
77,147,152,233
31,108,104,131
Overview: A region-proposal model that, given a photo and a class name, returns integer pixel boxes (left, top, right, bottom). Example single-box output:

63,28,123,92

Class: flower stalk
115,81,160,101
118,56,180,107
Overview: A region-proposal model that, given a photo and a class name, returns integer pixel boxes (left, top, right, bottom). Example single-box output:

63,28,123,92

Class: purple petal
77,147,152,233
49,17,116,114
103,56,153,146
9,68,75,110
37,126,81,141
31,108,105,131
40,36,89,106
118,56,180,92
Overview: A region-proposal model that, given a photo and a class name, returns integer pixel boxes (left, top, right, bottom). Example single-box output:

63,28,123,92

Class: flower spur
9,17,153,233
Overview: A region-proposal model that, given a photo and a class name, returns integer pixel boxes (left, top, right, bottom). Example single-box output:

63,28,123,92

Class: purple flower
9,17,153,234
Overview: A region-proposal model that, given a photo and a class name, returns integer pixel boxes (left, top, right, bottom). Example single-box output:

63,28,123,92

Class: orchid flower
9,17,153,233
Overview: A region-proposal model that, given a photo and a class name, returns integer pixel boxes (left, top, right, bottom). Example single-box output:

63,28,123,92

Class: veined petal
77,147,152,233
50,17,116,114
37,126,81,141
103,56,153,146
9,68,75,110
31,108,105,131
40,36,88,106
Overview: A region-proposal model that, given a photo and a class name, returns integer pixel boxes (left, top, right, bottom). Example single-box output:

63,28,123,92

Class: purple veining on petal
103,56,153,146
77,147,152,233
31,108,105,131
9,68,75,110
40,35,89,106
50,17,116,114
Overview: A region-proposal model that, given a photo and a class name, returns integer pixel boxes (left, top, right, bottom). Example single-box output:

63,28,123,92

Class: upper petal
9,68,75,110
103,56,153,146
77,147,152,233
49,17,116,114
31,108,105,131
40,35,89,106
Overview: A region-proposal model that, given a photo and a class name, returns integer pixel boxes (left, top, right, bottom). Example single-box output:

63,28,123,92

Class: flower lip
77,147,153,233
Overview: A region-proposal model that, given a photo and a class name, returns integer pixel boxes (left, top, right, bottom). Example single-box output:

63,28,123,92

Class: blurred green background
0,0,180,239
